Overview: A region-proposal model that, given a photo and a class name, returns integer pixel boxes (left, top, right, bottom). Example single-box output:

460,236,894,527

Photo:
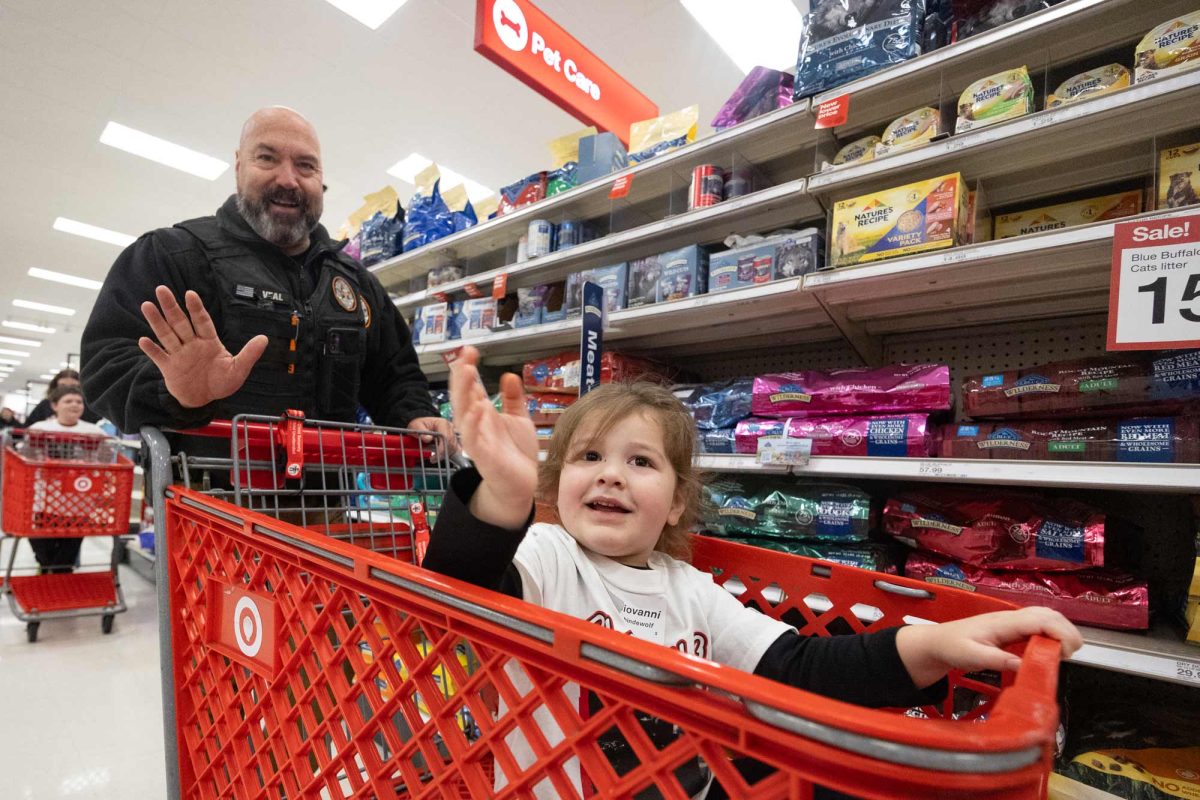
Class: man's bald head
234,106,324,256
238,106,320,155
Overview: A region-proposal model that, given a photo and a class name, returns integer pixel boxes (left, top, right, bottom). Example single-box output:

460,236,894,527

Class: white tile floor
0,536,167,799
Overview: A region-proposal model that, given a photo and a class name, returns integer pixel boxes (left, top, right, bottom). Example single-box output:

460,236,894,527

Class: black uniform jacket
81,195,434,434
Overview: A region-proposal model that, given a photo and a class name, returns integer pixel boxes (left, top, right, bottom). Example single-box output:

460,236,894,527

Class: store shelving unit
381,1,1200,690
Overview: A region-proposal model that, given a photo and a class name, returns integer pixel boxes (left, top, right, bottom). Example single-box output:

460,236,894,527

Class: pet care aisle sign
1108,212,1200,350
474,0,656,145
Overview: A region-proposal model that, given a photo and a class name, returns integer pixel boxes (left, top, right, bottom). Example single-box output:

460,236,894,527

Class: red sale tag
1108,212,1200,350
609,174,633,199
815,95,850,129
493,272,509,299
463,282,482,298
432,291,450,303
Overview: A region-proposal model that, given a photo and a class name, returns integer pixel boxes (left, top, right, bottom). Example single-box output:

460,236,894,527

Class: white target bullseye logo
74,476,93,492
234,596,264,658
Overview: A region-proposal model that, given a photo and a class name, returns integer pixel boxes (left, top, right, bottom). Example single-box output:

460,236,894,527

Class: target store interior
2,0,1200,798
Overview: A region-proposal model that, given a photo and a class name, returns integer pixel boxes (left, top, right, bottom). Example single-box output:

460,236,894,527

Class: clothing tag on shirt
615,594,667,643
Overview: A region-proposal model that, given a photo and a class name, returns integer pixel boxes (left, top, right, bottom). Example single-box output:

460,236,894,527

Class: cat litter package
1046,64,1130,108
955,66,1035,133
711,67,795,131
874,107,943,158
961,350,1200,419
627,105,699,165
793,0,927,99
905,551,1149,630
734,414,936,458
751,363,950,417
1135,10,1200,84
884,488,1105,571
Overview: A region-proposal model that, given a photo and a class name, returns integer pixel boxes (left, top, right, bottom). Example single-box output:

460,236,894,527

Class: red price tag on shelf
432,291,450,303
814,95,849,129
493,272,509,299
609,174,633,199
1107,213,1200,350
463,282,482,298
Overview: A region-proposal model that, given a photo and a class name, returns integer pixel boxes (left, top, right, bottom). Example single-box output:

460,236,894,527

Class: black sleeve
753,628,948,709
81,231,219,434
357,269,437,428
422,467,533,598
23,399,52,427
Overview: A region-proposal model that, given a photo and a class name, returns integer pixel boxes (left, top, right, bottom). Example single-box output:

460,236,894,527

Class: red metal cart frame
145,415,1061,800
2,428,132,642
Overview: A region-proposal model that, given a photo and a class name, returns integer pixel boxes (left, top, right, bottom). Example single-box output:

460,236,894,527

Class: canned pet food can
689,165,724,210
527,219,554,258
556,219,582,250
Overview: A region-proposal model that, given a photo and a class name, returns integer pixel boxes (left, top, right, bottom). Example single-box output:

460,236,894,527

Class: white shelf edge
372,100,813,280
414,278,809,357
691,453,1200,493
394,178,811,308
804,207,1200,290
1070,623,1200,687
807,69,1200,194
810,0,1113,105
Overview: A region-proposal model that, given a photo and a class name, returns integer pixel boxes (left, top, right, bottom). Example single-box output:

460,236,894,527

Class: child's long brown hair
538,382,700,560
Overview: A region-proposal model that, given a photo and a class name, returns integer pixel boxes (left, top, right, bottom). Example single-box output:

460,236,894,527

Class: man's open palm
138,285,267,409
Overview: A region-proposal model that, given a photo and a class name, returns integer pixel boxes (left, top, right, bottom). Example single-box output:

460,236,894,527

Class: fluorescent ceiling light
13,299,76,317
40,373,57,380
680,0,803,73
100,121,228,180
0,335,41,347
0,349,30,357
0,359,22,365
322,0,409,29
3,321,56,334
28,268,104,291
53,217,135,248
386,152,494,204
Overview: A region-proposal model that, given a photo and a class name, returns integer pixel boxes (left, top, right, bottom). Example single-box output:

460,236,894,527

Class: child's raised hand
449,346,539,529
896,606,1083,689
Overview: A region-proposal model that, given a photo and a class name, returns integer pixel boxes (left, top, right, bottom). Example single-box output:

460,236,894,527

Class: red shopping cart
2,428,133,642
144,414,1061,800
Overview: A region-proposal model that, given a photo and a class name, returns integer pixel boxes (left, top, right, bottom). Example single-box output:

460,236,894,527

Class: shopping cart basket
145,414,1061,800
2,428,133,642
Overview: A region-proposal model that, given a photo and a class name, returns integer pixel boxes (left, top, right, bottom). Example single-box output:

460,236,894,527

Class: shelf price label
814,95,849,129
1107,213,1200,350
758,438,813,466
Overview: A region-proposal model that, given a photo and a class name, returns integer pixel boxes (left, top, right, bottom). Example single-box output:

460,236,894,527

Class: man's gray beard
237,193,319,249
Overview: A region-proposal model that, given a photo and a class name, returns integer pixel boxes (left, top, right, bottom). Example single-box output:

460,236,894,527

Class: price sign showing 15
1137,274,1200,324
1107,214,1200,351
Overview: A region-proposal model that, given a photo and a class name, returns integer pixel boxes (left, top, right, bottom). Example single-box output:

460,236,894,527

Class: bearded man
81,107,452,451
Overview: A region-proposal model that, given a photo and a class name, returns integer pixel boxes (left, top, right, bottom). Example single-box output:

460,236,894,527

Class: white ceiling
0,0,804,408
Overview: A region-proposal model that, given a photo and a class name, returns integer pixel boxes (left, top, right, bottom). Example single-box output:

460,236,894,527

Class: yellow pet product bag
627,105,699,164
1135,11,1200,84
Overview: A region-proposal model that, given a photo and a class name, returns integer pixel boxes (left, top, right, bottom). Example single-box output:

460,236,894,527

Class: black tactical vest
174,217,369,423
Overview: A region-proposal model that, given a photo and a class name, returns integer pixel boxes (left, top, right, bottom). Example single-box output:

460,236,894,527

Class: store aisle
0,536,167,799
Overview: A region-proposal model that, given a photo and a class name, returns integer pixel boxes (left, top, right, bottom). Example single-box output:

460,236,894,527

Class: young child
424,346,1082,798
27,385,108,574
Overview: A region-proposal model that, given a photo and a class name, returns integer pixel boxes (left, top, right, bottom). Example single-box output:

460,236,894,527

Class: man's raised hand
138,285,267,409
